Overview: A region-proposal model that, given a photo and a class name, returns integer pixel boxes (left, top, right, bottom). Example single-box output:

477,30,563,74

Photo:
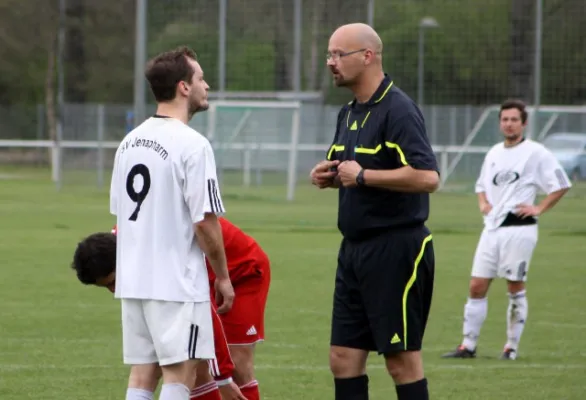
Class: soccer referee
310,23,439,400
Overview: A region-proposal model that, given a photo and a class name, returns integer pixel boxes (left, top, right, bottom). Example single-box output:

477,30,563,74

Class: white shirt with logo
475,139,571,230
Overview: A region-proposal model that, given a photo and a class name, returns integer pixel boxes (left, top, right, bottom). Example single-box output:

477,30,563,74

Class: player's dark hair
499,98,528,123
145,46,198,102
71,233,116,285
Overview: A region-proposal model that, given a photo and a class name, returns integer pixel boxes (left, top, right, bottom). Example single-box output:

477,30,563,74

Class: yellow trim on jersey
345,81,394,129
327,144,345,160
402,234,433,351
347,110,372,129
375,81,394,103
354,143,382,154
352,142,407,166
384,142,408,166
361,111,371,127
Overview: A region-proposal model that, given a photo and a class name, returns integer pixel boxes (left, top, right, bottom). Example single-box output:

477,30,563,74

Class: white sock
462,297,488,350
506,290,528,351
159,383,190,400
126,388,154,400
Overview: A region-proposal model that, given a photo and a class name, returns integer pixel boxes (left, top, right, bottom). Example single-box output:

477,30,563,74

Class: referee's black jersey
326,74,438,241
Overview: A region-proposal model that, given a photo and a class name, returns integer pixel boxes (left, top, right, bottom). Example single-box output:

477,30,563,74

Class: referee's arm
364,112,439,193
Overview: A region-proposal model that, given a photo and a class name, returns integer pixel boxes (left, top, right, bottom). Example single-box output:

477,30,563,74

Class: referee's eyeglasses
326,48,367,62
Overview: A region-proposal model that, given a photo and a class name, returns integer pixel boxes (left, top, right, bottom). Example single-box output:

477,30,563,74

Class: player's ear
178,81,189,95
364,49,374,66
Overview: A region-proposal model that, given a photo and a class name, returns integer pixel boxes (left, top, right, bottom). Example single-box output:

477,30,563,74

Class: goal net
45,100,304,201
6,101,582,199
193,100,302,201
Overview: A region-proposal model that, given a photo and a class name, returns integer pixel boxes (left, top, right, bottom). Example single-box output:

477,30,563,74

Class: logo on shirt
492,170,520,186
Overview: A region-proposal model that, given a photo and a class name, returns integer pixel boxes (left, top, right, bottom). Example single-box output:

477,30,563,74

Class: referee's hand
215,278,235,314
311,160,340,188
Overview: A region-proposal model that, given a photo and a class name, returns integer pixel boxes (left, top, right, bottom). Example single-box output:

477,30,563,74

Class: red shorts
211,261,270,345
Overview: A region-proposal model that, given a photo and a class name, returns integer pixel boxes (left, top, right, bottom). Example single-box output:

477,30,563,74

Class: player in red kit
192,303,244,400
206,218,271,400
72,228,246,400
72,219,270,400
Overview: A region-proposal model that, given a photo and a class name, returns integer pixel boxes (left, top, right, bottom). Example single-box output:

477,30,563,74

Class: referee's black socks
395,378,429,400
334,375,369,400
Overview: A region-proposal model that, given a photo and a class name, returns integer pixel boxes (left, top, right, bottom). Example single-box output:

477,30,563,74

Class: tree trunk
510,0,536,102
65,0,87,102
306,0,324,90
273,0,291,90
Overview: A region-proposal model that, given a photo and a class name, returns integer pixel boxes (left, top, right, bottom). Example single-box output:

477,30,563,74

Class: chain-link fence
1,0,585,195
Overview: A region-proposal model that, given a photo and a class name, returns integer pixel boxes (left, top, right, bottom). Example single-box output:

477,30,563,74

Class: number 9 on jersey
126,164,151,221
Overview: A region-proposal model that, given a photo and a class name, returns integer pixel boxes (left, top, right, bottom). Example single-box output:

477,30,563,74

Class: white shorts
121,299,214,366
471,225,538,282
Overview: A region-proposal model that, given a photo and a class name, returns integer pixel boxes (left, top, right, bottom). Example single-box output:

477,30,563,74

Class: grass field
1,167,585,399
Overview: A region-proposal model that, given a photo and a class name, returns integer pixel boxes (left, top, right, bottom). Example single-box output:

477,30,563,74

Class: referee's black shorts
330,225,435,356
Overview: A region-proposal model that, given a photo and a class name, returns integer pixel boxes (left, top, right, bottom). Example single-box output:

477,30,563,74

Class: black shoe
441,345,476,358
500,347,517,360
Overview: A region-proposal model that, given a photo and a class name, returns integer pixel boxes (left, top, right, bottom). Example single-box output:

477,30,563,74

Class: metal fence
2,101,585,196
0,0,585,194
2,0,585,110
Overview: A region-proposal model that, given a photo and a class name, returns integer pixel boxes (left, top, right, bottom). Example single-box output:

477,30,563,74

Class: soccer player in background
311,23,439,400
442,99,571,360
73,218,270,400
109,46,234,400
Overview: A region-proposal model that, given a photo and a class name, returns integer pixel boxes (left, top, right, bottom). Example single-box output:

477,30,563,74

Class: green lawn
0,167,585,399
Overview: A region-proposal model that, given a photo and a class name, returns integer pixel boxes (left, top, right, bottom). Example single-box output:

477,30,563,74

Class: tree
510,0,536,102
65,0,87,102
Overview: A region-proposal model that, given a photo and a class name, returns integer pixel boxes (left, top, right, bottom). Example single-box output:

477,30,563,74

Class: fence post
97,104,105,188
439,147,449,189
243,146,251,187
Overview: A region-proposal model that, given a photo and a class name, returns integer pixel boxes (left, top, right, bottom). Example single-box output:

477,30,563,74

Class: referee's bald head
327,23,383,87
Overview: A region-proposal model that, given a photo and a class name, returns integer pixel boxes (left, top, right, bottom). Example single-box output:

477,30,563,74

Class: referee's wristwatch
356,168,366,186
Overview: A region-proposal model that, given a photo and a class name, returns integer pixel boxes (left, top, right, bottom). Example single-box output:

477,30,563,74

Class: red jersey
110,224,235,382
206,218,269,284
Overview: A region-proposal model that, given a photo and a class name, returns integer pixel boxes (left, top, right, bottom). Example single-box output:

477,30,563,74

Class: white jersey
109,116,225,302
475,138,571,230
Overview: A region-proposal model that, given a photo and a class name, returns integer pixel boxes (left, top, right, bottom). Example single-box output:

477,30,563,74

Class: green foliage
148,21,277,93
226,42,276,91
149,21,220,90
1,0,585,106
375,0,512,104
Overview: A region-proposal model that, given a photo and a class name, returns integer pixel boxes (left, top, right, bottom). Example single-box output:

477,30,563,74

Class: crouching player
72,218,270,400
71,230,246,400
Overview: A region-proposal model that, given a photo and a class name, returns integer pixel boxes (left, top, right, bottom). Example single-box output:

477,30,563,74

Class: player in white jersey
109,46,235,400
442,99,571,361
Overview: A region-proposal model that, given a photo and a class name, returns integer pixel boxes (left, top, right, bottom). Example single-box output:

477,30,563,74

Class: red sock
240,380,260,400
190,381,221,400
